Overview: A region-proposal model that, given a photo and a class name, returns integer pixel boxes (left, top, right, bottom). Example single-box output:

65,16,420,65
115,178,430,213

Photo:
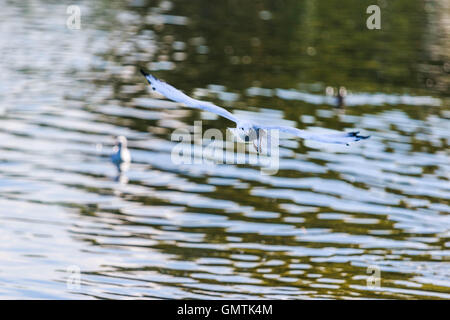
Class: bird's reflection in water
114,172,129,184
110,136,131,183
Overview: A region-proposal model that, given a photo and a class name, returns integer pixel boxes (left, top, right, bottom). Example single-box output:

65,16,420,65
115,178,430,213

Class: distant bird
111,136,131,174
140,70,369,151
336,86,347,108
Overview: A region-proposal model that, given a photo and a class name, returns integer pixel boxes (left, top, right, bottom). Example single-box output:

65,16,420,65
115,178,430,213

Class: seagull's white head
115,135,128,149
236,121,256,142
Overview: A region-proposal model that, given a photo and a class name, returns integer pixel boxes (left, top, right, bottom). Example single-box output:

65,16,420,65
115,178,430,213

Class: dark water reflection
0,0,449,299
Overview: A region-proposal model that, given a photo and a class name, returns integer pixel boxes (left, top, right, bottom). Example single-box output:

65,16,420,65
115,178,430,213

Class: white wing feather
256,125,370,145
141,70,238,123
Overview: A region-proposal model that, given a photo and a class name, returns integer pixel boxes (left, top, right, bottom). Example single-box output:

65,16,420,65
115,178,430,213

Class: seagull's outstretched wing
256,125,370,145
141,70,238,123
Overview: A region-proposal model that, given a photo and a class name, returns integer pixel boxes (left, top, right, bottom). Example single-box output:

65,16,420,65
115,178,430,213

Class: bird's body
111,136,131,173
336,86,347,108
140,70,369,152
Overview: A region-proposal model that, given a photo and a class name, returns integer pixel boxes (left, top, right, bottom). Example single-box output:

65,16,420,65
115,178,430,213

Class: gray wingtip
140,68,151,84
347,131,370,141
140,68,149,77
140,68,158,90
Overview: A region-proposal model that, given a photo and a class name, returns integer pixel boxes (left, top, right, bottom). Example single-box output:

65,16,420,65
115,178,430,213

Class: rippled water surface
0,0,449,299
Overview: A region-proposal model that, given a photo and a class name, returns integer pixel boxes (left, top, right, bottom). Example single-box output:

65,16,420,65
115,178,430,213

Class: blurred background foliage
86,0,449,96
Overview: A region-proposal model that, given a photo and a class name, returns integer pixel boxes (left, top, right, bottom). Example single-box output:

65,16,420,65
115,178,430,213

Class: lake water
0,0,449,299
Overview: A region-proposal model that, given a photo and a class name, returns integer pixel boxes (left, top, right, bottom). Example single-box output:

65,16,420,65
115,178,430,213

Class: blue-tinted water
0,0,449,299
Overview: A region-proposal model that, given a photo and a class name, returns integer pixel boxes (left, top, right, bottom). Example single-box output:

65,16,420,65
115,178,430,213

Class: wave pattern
0,0,449,299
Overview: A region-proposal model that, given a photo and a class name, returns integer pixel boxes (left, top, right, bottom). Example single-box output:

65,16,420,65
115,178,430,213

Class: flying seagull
140,70,369,152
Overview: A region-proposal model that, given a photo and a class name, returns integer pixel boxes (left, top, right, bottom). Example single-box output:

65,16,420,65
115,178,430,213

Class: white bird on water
140,70,369,152
111,135,131,173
